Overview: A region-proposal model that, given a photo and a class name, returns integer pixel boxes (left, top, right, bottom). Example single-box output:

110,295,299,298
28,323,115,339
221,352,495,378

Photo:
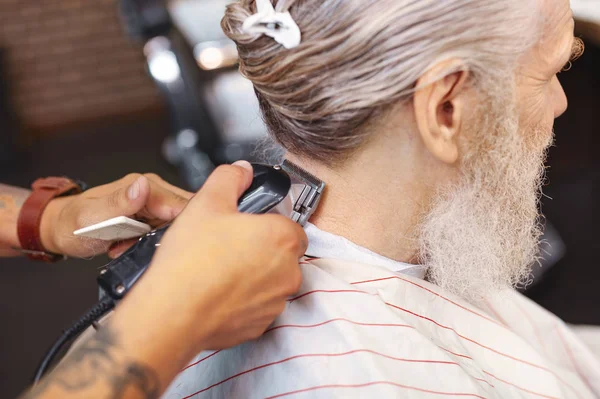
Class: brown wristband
17,177,84,262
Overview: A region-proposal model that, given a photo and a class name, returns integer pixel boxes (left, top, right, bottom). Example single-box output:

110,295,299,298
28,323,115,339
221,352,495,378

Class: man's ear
413,59,470,164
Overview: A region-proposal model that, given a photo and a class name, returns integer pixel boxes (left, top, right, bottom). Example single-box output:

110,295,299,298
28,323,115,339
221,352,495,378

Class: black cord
33,296,116,385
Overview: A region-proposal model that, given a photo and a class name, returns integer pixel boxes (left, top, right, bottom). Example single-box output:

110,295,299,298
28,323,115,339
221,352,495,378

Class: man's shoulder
163,259,599,398
166,300,482,399
163,260,493,398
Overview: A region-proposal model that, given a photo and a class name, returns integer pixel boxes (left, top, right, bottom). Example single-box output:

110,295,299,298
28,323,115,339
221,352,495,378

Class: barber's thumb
191,161,253,215
102,176,150,218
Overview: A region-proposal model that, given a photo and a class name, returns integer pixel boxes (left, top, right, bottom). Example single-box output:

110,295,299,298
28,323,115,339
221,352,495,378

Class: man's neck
286,135,445,264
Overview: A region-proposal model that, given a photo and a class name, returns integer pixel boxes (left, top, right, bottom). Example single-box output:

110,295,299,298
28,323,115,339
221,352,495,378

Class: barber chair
119,0,271,190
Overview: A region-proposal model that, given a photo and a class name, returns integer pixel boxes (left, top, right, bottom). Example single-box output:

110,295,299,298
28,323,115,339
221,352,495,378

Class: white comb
73,216,152,241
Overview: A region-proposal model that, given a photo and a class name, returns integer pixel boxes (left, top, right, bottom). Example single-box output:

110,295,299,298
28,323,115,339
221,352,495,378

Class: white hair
223,0,540,164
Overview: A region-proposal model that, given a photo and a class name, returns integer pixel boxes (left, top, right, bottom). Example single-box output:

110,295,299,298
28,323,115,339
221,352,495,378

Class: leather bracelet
17,177,85,262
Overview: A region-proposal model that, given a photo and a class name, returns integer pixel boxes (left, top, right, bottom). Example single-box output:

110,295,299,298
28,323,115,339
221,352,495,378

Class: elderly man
162,0,598,398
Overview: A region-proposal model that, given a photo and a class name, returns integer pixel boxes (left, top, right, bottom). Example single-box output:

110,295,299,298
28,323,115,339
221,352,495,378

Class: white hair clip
242,0,301,49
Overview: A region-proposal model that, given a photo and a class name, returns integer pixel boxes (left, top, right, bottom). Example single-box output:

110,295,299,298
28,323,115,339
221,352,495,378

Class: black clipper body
237,164,292,214
98,160,325,301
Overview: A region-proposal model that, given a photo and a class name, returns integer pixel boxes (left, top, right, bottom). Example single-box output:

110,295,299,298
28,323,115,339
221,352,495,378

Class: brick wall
0,0,163,136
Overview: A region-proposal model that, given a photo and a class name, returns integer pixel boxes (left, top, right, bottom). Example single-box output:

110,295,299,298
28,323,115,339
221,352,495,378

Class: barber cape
163,224,600,399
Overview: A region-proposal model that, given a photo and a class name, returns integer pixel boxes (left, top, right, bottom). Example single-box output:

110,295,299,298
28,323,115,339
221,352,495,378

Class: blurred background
0,1,598,397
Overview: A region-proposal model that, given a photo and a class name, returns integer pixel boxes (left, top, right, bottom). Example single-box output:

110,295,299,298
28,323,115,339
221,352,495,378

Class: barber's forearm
19,323,163,399
0,184,70,257
0,184,30,256
20,280,209,399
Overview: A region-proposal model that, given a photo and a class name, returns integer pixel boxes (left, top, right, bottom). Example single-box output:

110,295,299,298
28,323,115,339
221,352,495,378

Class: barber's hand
40,174,193,258
18,163,306,399
116,161,307,360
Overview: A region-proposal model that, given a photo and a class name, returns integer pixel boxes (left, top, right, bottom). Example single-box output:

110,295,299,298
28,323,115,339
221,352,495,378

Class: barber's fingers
87,174,153,223
107,239,138,259
87,174,190,224
244,213,309,260
268,214,309,259
190,161,253,216
137,175,192,221
143,173,194,200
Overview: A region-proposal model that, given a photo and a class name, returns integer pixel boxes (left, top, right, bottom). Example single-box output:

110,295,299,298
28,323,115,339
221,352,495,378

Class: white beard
419,91,553,304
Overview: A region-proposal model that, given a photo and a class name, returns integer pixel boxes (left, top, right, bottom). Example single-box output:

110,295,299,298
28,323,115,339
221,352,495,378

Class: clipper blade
281,159,325,191
277,160,325,226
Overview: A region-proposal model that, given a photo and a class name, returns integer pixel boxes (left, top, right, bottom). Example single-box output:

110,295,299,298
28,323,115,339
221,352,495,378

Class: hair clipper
97,160,325,301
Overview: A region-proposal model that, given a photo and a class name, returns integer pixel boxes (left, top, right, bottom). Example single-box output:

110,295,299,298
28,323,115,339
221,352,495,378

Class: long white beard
419,92,553,304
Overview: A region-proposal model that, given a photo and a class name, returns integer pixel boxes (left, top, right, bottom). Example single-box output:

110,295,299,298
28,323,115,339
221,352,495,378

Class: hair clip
242,0,301,49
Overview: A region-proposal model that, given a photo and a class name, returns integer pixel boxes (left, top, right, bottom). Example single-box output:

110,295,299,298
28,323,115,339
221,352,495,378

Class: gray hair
222,0,539,165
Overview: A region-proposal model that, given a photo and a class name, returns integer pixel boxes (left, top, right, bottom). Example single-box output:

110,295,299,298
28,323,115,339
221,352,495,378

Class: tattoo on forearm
23,325,160,399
